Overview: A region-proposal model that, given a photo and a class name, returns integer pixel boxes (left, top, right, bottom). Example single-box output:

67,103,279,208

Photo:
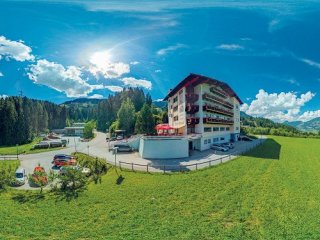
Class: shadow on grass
242,139,281,160
12,192,45,204
116,175,124,185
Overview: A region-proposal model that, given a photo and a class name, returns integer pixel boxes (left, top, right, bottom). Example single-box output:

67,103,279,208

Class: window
204,139,207,144
213,138,219,142
207,139,211,144
236,127,239,130
213,127,219,131
204,127,211,132
173,96,178,103
220,137,225,141
173,116,178,121
173,106,178,112
226,127,230,131
220,127,225,131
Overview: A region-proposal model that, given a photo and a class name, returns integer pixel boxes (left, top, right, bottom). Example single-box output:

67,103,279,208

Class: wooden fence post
196,163,198,170
131,162,134,171
147,164,149,173
163,165,166,174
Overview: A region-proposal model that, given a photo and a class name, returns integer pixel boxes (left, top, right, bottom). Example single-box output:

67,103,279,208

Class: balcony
203,104,233,117
185,93,199,103
202,93,233,109
210,87,228,99
187,117,200,125
203,117,233,125
185,104,199,114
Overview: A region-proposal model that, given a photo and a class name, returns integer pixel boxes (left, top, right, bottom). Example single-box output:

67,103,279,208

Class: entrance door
189,141,193,150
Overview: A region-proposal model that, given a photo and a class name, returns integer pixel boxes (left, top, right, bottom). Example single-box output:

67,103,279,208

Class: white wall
139,137,189,159
200,133,231,151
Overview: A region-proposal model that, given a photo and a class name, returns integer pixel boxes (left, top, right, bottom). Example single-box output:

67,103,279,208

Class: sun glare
90,51,112,67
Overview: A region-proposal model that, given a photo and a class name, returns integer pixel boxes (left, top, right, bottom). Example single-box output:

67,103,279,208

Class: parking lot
6,132,265,189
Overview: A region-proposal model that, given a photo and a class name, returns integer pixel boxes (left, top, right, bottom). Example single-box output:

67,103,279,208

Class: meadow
1,136,320,239
0,138,64,155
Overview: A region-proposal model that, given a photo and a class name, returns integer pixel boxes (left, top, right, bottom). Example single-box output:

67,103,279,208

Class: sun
90,50,112,67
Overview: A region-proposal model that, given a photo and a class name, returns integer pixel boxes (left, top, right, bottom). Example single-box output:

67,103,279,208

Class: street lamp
112,147,119,176
87,145,90,156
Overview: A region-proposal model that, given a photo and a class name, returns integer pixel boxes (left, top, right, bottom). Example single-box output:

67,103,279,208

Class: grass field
1,136,320,239
0,138,64,155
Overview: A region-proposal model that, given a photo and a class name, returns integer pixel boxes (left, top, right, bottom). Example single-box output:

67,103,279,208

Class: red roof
163,73,243,104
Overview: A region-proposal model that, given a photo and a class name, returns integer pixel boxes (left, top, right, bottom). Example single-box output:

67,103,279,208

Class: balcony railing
187,117,200,125
185,104,199,114
203,117,234,125
203,104,233,117
185,93,199,103
202,93,233,109
210,87,228,99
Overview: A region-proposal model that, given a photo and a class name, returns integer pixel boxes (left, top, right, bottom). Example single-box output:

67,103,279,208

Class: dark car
113,144,133,152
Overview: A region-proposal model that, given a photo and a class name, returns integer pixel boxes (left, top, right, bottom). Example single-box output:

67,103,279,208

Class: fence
117,139,265,173
0,156,19,161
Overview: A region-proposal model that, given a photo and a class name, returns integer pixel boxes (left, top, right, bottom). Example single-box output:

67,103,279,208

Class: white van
15,168,26,186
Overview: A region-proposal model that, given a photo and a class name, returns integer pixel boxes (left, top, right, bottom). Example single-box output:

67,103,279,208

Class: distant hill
240,111,298,132
62,98,104,105
284,118,320,132
152,100,167,109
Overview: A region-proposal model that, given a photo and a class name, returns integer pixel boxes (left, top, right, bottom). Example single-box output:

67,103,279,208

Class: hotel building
164,73,242,151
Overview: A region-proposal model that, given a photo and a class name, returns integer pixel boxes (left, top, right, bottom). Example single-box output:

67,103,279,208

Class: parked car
222,142,234,149
54,154,74,160
113,144,133,152
15,168,26,186
116,135,124,140
52,156,77,167
211,144,229,152
60,165,91,176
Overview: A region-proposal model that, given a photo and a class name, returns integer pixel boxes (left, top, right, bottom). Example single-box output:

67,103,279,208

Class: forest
0,88,167,146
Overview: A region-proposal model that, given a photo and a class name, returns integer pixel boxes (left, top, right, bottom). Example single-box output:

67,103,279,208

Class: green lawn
0,160,20,171
0,138,64,155
1,136,320,239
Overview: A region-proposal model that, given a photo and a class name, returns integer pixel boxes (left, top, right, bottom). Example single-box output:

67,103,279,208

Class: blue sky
1,0,320,122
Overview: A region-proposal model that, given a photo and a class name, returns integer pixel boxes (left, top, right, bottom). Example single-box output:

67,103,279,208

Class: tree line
0,97,67,146
0,88,168,146
241,114,320,138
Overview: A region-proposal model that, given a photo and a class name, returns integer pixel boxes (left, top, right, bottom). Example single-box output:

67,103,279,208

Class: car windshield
16,173,23,178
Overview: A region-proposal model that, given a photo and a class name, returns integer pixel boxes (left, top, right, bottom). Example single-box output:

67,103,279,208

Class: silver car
211,144,229,152
15,168,26,186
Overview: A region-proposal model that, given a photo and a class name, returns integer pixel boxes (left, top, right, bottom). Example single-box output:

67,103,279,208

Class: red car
53,156,76,167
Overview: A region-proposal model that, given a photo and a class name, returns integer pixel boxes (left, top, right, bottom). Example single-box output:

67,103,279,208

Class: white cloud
154,98,164,102
121,77,152,90
88,51,130,79
268,19,280,32
300,58,320,69
0,36,34,62
0,94,8,99
216,44,244,51
155,69,162,73
130,61,140,65
157,43,187,55
88,94,104,99
0,72,3,77
105,85,123,92
298,110,320,122
241,89,315,122
28,59,104,98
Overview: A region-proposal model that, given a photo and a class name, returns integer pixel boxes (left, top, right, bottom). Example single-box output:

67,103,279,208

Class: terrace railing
116,139,264,173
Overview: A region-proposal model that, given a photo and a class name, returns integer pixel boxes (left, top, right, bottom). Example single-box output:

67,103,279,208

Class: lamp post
73,137,77,152
113,147,119,176
87,145,90,156
16,144,19,159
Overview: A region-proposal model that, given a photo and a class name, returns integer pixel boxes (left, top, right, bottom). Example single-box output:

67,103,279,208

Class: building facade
164,73,242,151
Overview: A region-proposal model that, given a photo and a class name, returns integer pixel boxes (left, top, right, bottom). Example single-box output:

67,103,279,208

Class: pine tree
117,98,136,134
